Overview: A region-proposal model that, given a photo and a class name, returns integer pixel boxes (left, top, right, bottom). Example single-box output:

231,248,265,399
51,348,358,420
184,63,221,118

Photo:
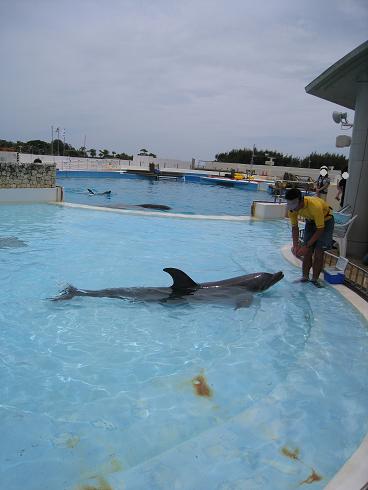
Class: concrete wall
0,151,17,163
0,187,62,203
344,81,368,257
132,154,193,169
0,162,56,188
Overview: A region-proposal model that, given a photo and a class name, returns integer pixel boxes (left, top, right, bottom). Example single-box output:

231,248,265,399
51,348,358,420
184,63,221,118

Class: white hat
320,165,328,170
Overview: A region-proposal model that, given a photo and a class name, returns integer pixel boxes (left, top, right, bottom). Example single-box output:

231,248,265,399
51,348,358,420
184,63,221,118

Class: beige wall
0,187,62,203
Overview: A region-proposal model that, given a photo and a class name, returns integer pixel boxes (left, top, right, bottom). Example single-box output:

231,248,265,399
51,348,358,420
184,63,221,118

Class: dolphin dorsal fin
163,268,199,291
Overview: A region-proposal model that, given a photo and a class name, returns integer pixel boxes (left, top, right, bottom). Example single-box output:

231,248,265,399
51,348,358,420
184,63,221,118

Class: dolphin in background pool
87,188,112,196
52,268,284,308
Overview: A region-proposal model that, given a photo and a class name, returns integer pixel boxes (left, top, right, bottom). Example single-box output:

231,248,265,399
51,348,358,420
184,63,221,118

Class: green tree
300,152,348,171
51,138,64,156
79,146,87,157
25,139,50,155
98,149,110,158
89,149,96,158
214,147,347,169
117,152,133,160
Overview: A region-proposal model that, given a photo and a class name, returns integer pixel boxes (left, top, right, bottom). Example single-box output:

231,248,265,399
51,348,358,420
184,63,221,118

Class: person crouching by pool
285,188,334,288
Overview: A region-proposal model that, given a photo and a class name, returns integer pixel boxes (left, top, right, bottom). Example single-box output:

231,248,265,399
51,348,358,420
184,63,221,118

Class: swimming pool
57,173,268,215
1,203,367,489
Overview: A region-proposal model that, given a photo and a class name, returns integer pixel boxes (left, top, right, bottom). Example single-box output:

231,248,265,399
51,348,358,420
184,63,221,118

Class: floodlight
336,135,352,148
332,111,353,128
332,111,346,123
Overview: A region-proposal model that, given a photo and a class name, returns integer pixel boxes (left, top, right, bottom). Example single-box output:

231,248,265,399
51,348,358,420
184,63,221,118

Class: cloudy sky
1,0,367,161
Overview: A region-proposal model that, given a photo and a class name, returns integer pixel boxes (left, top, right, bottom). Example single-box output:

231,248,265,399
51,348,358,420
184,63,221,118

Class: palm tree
89,149,96,158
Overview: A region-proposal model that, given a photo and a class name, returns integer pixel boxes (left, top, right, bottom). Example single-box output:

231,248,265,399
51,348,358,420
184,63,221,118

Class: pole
56,127,60,156
250,145,255,175
51,126,54,156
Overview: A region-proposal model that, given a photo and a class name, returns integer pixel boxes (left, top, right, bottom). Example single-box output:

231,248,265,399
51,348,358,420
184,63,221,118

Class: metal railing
324,251,368,299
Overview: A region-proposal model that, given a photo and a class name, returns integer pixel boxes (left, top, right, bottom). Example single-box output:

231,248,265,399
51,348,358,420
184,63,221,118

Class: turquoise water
56,175,267,215
0,203,367,489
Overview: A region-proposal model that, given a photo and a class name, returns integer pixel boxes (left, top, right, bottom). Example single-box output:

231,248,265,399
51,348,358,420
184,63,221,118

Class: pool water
57,174,268,215
1,204,367,489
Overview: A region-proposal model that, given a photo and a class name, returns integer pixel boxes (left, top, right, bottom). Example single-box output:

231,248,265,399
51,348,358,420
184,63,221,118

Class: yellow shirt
288,196,332,229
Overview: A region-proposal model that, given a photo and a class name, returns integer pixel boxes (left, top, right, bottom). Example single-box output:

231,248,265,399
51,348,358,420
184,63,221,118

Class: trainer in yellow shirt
285,188,335,288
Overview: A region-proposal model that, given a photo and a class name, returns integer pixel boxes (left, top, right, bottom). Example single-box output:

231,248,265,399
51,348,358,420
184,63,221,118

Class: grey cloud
0,0,366,159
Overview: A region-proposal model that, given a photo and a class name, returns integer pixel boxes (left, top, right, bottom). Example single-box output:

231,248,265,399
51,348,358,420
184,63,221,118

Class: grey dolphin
88,189,111,196
0,237,27,249
52,268,284,308
106,203,171,211
138,203,171,210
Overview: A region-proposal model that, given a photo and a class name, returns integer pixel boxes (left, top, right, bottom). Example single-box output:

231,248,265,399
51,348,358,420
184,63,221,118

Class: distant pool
57,172,271,215
1,203,368,489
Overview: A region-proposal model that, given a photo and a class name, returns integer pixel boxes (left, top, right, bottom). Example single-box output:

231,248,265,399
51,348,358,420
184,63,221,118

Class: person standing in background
316,166,330,200
335,168,348,208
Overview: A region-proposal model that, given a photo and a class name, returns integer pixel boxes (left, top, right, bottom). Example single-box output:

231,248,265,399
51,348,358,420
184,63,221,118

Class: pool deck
282,245,368,490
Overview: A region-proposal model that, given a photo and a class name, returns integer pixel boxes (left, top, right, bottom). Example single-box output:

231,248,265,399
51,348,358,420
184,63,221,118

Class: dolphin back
163,268,199,291
201,271,284,291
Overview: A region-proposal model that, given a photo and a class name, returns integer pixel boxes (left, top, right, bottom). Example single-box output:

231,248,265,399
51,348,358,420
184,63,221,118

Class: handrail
324,251,368,300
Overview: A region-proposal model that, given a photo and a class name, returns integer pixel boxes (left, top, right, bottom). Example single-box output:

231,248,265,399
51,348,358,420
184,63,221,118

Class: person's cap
286,198,300,211
320,165,328,170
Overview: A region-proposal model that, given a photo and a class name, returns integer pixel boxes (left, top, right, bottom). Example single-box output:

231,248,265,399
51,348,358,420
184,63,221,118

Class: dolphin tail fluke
51,284,80,301
87,189,95,195
163,268,199,291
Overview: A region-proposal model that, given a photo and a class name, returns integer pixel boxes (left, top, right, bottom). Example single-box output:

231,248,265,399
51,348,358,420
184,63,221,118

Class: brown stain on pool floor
78,476,113,490
299,470,323,485
192,371,213,398
281,446,300,460
281,446,323,485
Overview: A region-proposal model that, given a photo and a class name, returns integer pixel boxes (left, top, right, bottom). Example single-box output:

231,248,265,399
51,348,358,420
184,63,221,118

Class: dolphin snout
271,271,284,286
262,271,284,290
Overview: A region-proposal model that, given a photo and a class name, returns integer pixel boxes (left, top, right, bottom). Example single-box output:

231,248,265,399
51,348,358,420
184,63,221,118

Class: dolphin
138,203,171,210
106,203,171,211
52,268,284,308
88,189,112,196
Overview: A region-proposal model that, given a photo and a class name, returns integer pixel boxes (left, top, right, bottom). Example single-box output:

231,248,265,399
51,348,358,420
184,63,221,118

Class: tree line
215,147,348,170
0,138,135,160
0,138,348,169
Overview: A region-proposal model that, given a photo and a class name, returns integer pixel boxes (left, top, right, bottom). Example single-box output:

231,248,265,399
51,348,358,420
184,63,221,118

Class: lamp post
62,128,66,156
55,127,60,156
249,145,255,175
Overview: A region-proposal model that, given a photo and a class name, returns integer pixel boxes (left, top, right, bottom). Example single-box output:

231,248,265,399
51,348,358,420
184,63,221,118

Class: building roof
305,41,368,110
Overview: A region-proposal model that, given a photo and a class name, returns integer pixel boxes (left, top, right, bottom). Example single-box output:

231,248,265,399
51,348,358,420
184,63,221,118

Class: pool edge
281,244,368,490
49,201,252,221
